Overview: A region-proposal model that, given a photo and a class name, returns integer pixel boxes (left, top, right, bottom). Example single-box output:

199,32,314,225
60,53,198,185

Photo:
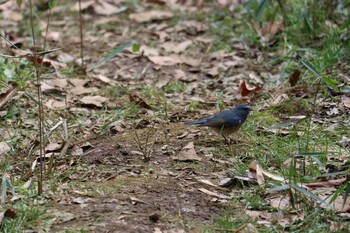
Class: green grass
0,203,44,232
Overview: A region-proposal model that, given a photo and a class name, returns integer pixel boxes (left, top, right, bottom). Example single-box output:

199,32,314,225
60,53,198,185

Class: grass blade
87,40,132,71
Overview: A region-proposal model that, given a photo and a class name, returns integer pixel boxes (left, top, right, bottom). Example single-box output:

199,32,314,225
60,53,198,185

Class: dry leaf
129,93,152,109
0,142,10,163
289,69,301,87
80,96,109,107
161,40,193,54
0,84,18,109
256,164,265,185
70,86,99,96
240,81,262,97
198,188,230,199
129,10,174,23
130,196,147,205
45,99,66,110
93,2,126,16
268,196,290,209
172,142,201,161
57,53,75,64
342,96,350,108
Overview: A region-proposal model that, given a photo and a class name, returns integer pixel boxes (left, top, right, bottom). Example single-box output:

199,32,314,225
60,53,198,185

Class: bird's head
234,104,252,114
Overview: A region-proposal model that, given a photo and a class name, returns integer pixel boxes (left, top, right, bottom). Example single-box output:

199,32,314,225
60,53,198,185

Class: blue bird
185,104,251,141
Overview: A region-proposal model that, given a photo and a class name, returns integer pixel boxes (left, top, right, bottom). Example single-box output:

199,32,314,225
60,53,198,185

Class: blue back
185,104,251,128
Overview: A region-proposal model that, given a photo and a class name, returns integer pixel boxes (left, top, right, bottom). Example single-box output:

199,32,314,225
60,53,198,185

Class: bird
184,104,251,141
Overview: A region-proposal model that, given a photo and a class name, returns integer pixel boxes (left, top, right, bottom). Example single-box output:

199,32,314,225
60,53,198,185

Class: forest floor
0,1,349,232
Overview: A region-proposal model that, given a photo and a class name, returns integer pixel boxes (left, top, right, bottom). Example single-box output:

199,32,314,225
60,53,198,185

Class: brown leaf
0,142,10,163
93,2,126,16
70,86,99,95
25,55,51,67
289,69,301,87
0,84,17,109
342,96,350,109
129,93,152,109
161,40,193,54
45,99,66,110
4,209,16,219
240,81,262,97
129,10,174,23
41,82,65,95
172,142,201,161
198,188,230,199
80,96,109,107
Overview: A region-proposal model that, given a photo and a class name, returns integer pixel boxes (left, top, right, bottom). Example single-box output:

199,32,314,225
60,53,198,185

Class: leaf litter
0,0,349,232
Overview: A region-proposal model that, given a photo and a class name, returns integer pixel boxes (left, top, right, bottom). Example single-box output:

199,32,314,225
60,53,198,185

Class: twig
78,0,84,66
29,0,44,195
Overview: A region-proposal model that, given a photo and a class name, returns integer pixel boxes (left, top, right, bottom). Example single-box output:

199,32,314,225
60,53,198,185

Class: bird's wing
203,115,242,127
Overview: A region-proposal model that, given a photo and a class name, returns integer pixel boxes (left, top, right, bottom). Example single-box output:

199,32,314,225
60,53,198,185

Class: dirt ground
1,0,349,232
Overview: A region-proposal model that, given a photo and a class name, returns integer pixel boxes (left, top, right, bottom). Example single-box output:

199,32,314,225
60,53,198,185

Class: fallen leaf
268,196,290,209
41,82,65,95
256,164,265,185
129,10,174,23
70,86,99,95
198,188,230,199
129,93,152,109
130,196,147,205
45,99,66,110
172,142,201,161
326,107,339,116
45,143,63,152
80,96,109,107
57,53,75,64
289,69,301,87
93,2,126,16
0,84,18,109
240,81,262,97
342,96,350,108
161,40,193,54
0,141,10,158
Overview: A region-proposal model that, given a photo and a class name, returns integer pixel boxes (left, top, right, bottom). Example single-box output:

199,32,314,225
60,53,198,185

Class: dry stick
42,6,52,51
78,0,84,66
29,0,44,195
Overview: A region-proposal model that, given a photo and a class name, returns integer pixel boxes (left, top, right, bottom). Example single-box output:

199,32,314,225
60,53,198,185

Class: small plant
133,123,158,162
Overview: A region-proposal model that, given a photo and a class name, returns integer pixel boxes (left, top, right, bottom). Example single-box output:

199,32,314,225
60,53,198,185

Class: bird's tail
184,119,207,125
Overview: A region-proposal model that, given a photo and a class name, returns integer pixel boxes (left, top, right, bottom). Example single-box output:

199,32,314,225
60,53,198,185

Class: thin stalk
78,0,84,66
43,8,52,51
29,0,44,195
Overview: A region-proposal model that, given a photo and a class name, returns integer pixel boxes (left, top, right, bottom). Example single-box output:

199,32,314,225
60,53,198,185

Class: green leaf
1,175,14,204
322,77,339,92
132,43,140,53
290,184,332,209
16,0,22,7
256,0,270,20
343,181,350,208
317,171,348,178
269,185,289,192
266,122,293,130
48,0,58,9
296,55,321,78
87,41,132,72
329,182,346,205
1,176,7,203
340,18,350,30
294,152,326,157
